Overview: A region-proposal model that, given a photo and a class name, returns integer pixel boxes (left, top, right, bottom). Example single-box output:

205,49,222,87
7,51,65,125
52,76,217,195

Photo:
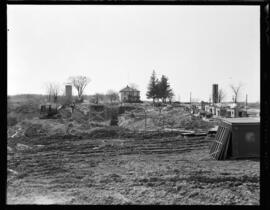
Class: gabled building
225,107,248,118
215,106,228,117
119,85,140,103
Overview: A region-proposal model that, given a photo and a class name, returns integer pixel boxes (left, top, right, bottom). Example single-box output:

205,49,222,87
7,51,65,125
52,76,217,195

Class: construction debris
16,143,32,151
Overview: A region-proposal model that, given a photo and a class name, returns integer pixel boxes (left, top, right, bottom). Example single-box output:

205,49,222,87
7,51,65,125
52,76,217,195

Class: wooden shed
209,117,260,160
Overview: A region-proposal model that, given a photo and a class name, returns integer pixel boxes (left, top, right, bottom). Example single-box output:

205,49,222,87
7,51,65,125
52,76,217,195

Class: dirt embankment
7,101,259,205
118,105,215,131
8,103,216,140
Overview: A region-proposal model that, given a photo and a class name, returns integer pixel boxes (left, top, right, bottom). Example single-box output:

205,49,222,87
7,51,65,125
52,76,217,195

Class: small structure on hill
119,85,140,103
225,104,248,118
39,103,61,119
205,104,215,115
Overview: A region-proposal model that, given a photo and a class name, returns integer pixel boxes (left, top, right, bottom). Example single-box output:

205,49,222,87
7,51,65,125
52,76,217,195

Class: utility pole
144,109,147,132
245,94,248,111
190,92,192,105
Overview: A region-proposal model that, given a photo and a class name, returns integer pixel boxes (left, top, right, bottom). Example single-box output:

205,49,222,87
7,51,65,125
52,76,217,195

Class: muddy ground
7,135,259,205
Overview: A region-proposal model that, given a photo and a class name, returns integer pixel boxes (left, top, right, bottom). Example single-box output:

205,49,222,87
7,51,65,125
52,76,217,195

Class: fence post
144,109,147,132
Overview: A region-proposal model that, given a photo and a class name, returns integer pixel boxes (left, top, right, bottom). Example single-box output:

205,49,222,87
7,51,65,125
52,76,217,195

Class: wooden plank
212,140,223,144
209,127,222,154
216,127,228,160
209,125,233,160
222,131,232,159
217,127,231,160
218,127,227,159
209,125,228,159
213,127,225,159
210,141,220,159
215,126,222,141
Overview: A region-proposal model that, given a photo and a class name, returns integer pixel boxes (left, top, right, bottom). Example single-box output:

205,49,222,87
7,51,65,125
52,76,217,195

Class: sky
8,5,260,102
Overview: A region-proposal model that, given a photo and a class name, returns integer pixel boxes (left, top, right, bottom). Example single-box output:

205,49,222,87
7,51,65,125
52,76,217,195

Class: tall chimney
212,84,218,104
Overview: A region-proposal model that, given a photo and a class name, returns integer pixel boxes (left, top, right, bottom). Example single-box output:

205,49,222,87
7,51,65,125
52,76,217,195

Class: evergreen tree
158,75,173,103
146,70,159,103
158,75,168,102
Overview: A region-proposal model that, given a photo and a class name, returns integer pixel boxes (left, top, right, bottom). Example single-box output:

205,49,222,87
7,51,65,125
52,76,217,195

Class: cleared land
7,97,260,205
7,135,259,205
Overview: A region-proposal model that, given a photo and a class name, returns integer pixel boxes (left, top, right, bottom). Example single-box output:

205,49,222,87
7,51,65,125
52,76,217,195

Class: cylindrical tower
212,84,218,104
65,84,72,104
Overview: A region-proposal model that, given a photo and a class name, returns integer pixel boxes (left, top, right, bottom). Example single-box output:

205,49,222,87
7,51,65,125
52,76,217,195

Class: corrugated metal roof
222,117,260,124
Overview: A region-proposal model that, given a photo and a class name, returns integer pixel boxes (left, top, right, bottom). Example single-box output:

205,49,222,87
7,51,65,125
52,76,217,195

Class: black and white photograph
7,3,261,205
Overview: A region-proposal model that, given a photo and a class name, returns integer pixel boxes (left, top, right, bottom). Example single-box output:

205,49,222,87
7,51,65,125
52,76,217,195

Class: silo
212,84,218,104
65,84,72,104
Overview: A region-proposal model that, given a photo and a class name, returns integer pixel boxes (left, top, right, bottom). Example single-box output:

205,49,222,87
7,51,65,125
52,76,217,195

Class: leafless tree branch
218,89,226,103
69,76,91,100
230,83,242,103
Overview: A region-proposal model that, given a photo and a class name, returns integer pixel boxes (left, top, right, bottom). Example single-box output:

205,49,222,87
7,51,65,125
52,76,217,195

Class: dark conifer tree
146,70,159,103
158,75,174,103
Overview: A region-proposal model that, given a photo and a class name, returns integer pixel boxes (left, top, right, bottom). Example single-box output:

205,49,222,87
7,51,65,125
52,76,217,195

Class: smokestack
212,84,218,104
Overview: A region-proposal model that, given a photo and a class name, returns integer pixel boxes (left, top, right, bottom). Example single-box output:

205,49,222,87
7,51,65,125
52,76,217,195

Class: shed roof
222,117,260,125
119,85,139,92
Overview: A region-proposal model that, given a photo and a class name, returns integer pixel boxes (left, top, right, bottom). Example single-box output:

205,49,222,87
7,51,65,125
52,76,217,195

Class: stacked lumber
209,125,232,160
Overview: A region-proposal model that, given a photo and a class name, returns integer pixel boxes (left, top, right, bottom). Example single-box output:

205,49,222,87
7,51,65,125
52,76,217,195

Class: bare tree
52,83,61,103
218,89,226,103
106,90,119,103
45,82,61,103
45,83,53,102
93,93,104,105
69,76,91,101
230,83,242,103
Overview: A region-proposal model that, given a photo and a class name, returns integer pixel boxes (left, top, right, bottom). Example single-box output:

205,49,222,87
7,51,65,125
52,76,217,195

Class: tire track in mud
8,136,210,179
9,136,210,161
7,135,260,205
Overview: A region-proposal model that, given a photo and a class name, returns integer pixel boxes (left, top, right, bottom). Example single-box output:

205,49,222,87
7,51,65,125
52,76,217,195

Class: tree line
45,75,121,104
146,70,174,103
45,73,244,105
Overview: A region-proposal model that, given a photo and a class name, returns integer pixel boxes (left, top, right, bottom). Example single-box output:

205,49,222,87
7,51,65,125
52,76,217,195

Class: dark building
209,117,260,160
212,84,218,104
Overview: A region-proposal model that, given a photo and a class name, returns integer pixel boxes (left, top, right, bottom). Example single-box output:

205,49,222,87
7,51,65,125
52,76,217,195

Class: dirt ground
7,135,259,205
6,98,260,205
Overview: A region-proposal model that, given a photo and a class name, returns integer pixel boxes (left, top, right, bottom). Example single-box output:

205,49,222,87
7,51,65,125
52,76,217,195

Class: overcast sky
8,5,260,102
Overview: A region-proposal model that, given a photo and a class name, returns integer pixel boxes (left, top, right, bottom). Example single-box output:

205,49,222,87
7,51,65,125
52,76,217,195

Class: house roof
119,85,139,92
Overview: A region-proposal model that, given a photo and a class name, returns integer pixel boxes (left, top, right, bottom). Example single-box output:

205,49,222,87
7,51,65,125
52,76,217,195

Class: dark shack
209,117,260,160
